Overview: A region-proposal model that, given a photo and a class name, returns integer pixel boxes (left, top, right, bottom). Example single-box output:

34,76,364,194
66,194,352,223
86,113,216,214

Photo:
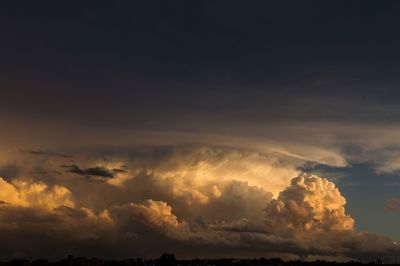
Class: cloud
22,150,73,158
62,164,116,178
265,173,354,235
0,146,398,260
385,197,400,211
260,174,398,258
110,200,191,240
111,146,300,197
0,163,20,180
0,177,74,210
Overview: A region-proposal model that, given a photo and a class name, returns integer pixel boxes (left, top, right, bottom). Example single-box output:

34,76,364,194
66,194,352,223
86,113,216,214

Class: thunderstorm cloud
0,146,398,260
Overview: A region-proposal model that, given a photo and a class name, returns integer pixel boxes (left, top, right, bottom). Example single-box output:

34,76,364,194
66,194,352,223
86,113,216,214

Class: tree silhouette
156,253,176,266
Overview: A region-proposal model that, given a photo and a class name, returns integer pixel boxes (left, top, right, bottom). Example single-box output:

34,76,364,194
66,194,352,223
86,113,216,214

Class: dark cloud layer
1,1,400,129
23,150,73,158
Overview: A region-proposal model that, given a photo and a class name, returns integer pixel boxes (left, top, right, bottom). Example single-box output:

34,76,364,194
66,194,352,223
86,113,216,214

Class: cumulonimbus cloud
0,146,398,260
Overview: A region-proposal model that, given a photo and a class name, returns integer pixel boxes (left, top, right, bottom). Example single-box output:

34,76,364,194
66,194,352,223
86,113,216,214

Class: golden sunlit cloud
0,146,397,260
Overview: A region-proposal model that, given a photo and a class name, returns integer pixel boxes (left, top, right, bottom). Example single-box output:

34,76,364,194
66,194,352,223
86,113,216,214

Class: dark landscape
1,255,397,266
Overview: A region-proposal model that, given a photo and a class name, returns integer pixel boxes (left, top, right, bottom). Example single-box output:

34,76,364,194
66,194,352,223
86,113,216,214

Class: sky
1,0,400,262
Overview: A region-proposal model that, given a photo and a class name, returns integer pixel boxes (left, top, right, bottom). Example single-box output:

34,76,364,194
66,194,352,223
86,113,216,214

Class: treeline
0,253,392,266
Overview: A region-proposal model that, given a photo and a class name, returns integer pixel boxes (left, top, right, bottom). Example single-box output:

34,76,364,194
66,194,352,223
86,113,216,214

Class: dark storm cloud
1,1,400,129
62,164,116,178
